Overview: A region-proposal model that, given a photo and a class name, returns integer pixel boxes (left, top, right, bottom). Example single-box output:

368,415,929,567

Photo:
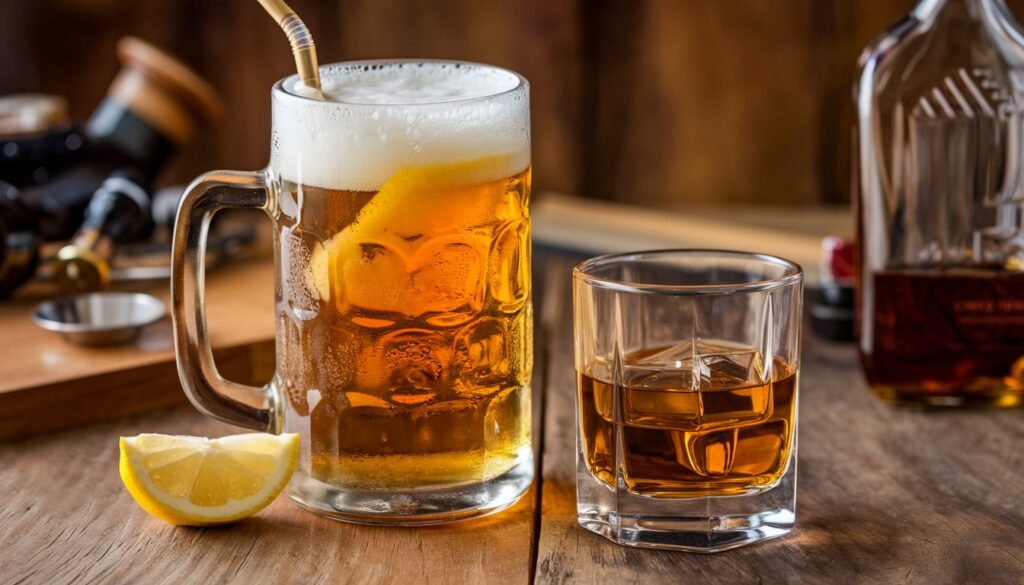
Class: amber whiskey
577,350,797,497
861,267,1024,406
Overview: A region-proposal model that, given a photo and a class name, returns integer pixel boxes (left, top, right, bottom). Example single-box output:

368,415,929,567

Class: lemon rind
119,433,299,526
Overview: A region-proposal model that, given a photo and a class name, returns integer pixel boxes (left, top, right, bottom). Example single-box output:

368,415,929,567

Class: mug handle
171,170,278,431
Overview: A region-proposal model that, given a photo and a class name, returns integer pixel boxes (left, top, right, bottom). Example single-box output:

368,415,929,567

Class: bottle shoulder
858,7,1024,105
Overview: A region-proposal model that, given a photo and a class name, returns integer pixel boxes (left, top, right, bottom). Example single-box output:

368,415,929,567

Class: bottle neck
913,0,1024,58
915,0,1008,19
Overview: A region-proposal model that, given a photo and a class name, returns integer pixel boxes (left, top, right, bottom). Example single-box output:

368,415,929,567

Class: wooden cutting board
0,258,277,441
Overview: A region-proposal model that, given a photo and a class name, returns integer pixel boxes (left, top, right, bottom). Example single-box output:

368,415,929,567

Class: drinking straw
256,0,322,92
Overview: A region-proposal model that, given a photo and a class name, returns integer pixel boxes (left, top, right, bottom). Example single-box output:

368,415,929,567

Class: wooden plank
1,0,583,197
328,0,584,196
533,192,852,284
0,250,543,583
0,404,537,585
0,258,277,440
575,0,939,206
17,0,1004,207
533,255,1024,584
0,340,273,441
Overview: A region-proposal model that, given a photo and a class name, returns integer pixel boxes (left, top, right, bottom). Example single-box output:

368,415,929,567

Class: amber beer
266,62,533,521
277,166,532,488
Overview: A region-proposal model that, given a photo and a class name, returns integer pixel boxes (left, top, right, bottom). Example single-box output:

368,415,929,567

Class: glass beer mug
171,61,533,525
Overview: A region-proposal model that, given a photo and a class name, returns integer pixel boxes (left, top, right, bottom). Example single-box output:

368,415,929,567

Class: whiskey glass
573,250,803,552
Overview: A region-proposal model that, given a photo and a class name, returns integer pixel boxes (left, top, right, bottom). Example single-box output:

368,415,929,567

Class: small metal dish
32,292,167,346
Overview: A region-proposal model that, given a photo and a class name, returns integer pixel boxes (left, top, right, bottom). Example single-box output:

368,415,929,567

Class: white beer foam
271,62,530,191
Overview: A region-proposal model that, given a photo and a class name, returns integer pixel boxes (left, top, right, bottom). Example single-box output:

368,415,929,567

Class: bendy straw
256,0,321,92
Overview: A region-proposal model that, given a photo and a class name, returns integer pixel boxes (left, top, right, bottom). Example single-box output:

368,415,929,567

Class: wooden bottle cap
109,37,223,145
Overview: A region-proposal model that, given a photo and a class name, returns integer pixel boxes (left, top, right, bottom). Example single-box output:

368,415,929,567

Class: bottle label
873,270,1024,349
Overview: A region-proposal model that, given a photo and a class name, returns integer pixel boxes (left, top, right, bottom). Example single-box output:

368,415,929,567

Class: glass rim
272,59,528,107
572,249,804,296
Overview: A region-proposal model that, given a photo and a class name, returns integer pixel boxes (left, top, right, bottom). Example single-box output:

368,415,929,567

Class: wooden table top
3,252,1024,584
0,259,276,440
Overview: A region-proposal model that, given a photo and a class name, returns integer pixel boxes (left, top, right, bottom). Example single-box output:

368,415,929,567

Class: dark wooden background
5,0,1022,207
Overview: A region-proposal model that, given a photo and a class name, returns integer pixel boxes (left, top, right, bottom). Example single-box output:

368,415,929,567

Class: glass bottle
855,0,1024,406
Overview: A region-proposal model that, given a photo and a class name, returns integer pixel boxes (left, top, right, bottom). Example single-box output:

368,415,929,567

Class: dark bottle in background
0,37,222,295
49,37,222,291
0,95,85,293
53,169,154,292
0,180,39,294
0,95,85,189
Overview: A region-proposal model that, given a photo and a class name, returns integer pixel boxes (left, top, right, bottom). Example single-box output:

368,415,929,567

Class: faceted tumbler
572,250,803,552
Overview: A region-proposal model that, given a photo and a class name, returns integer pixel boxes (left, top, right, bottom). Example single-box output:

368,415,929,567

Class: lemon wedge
308,155,519,314
119,432,299,526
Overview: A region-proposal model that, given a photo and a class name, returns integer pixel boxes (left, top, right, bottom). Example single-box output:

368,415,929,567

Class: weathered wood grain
533,254,1024,585
29,0,1024,207
0,0,584,196
0,250,542,583
6,251,1024,584
327,0,585,198
0,404,537,585
580,0,911,206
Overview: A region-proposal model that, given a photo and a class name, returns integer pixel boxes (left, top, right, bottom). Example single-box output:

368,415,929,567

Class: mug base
288,452,534,526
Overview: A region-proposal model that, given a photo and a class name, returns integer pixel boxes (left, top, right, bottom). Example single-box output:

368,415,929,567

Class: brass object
54,242,111,293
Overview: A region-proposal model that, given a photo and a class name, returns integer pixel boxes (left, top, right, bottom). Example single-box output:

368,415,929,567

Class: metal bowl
32,292,167,346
